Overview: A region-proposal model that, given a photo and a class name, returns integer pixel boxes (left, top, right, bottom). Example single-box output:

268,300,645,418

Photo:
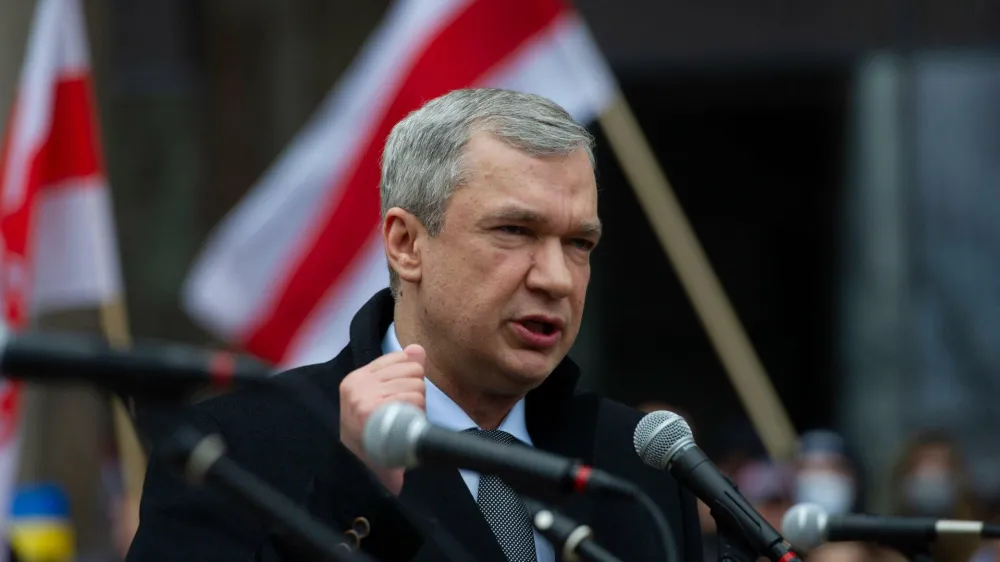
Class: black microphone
362,402,636,500
634,410,802,562
781,503,1000,552
0,332,273,394
521,497,623,562
164,424,374,562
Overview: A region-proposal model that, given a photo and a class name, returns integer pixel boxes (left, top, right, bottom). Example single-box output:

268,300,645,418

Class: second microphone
363,401,638,501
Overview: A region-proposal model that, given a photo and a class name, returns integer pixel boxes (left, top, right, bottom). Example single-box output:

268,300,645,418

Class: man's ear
383,207,425,286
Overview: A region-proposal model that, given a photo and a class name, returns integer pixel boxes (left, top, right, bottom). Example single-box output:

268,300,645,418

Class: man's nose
525,239,573,298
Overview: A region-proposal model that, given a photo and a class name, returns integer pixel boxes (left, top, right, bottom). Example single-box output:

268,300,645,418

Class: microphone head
362,401,428,468
781,502,828,552
633,410,694,470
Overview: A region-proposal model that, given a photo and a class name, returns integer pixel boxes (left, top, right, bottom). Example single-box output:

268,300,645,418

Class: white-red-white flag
0,0,123,536
183,0,615,368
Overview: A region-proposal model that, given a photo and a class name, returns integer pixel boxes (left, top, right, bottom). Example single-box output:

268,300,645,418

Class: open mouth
520,319,558,336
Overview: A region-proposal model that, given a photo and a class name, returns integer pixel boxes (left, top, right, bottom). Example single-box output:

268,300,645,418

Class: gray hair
379,88,595,295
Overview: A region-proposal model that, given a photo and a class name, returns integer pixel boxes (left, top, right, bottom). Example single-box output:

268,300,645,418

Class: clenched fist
339,343,426,495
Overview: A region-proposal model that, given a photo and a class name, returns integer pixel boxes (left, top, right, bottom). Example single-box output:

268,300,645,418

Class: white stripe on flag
31,181,122,313
483,12,616,125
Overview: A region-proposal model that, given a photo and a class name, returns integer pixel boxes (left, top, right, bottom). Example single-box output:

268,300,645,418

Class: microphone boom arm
162,424,374,562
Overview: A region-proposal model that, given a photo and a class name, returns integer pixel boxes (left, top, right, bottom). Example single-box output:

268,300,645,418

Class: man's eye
570,239,596,251
497,225,530,236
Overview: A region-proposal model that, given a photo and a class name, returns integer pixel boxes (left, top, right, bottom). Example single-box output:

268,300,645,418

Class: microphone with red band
0,331,273,395
362,401,636,501
635,410,803,562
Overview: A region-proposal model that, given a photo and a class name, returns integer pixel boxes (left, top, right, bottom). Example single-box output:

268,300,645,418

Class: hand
339,344,426,495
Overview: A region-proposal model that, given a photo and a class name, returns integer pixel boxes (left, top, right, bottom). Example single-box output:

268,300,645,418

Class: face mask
795,471,855,515
904,470,958,516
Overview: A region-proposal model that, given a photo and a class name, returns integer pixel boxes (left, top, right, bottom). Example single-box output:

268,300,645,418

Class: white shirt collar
381,322,532,444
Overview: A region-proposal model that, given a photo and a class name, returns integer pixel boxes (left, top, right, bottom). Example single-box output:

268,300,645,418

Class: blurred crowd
637,402,1000,562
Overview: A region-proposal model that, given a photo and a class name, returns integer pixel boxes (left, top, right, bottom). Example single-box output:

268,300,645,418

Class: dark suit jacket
127,289,703,562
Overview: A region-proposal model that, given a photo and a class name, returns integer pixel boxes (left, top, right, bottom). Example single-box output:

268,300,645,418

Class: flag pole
98,296,147,544
597,90,799,461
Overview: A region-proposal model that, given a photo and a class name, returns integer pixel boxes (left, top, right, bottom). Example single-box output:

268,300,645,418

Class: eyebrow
483,206,603,238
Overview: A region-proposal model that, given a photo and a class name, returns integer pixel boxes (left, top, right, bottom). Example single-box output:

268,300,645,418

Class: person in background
794,430,859,516
889,430,981,562
890,430,979,520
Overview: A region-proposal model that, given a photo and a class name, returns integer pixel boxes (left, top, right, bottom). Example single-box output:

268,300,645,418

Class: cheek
468,251,538,329
466,239,529,283
470,248,531,305
425,242,525,312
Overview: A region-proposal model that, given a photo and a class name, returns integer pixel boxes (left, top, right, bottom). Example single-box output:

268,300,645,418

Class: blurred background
1,0,999,560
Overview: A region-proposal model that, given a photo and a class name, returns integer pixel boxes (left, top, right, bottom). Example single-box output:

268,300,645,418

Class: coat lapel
400,465,509,562
524,363,601,559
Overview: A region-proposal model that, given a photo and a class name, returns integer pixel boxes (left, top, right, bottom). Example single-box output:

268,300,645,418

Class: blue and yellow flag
8,483,75,562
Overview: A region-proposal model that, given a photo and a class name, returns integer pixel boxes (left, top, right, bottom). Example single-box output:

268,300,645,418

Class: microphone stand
521,497,622,562
155,422,375,562
126,393,377,562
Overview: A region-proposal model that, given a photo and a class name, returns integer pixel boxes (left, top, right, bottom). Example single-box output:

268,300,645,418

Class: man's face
418,132,600,396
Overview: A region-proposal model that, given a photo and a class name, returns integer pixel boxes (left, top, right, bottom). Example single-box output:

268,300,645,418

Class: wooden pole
98,296,146,548
598,90,798,461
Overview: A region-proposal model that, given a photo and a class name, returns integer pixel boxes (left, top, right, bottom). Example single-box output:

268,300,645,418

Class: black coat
127,289,703,562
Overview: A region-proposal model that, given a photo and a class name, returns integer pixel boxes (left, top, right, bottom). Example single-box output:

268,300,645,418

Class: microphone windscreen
781,503,827,552
633,410,693,469
362,401,426,468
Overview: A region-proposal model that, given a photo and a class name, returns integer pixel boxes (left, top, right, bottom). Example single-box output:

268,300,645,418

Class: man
127,88,702,561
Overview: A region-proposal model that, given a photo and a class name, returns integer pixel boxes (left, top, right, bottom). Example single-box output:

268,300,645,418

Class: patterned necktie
466,429,538,562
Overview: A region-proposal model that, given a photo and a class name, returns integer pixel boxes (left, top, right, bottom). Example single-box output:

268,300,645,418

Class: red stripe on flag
0,100,29,327
0,73,105,326
40,75,104,187
243,0,567,362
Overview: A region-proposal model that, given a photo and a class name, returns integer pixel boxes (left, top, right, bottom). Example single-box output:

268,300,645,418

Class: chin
498,349,562,387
